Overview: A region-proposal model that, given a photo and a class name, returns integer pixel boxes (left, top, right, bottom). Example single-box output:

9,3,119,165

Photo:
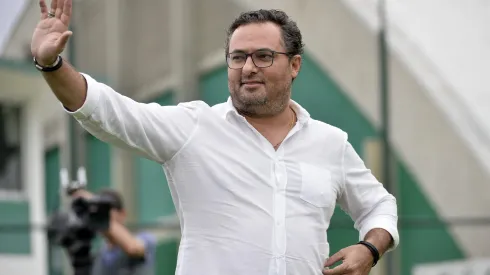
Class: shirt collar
223,96,311,125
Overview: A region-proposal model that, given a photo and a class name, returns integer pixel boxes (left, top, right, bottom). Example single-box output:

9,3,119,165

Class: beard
229,81,291,117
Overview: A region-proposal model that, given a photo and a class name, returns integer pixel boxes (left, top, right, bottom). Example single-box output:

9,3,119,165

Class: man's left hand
322,244,373,275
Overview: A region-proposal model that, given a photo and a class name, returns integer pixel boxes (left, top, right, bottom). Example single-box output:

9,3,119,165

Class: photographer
72,188,157,275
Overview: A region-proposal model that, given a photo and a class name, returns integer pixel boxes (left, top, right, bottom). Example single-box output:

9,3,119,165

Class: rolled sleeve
358,212,400,251
337,136,400,251
63,73,101,120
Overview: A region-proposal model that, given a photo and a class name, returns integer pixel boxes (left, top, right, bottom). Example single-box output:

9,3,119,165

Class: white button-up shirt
68,73,399,275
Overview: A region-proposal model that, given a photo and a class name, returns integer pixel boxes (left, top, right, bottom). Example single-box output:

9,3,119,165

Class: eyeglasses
226,49,291,69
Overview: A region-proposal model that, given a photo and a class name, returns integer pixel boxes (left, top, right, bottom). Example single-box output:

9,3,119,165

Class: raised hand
31,0,73,66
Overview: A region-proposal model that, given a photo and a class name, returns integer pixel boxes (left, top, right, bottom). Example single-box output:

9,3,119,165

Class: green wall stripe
397,163,464,271
0,201,31,254
0,58,37,75
198,53,464,275
155,239,179,275
134,92,176,224
86,133,112,191
44,147,64,275
45,147,61,214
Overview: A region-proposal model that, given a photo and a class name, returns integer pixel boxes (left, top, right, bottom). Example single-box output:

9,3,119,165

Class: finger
56,31,73,51
55,0,64,18
324,251,344,267
39,0,48,19
50,0,58,13
60,0,72,26
322,263,348,275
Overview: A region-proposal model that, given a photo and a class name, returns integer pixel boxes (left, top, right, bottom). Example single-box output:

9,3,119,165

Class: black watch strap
358,241,380,267
33,55,63,72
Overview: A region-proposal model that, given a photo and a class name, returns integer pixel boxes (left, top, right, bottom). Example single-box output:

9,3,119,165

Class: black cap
97,188,124,210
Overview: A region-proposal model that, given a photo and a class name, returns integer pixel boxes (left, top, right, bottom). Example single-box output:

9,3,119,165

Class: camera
47,168,116,275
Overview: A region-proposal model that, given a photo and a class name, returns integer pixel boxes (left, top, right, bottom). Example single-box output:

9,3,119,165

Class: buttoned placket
271,123,303,275
272,148,287,275
236,113,304,275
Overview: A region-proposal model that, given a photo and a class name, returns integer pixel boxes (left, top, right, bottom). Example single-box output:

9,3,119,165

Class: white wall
2,0,38,60
386,0,490,137
413,258,490,275
344,0,490,189
0,86,51,275
0,255,37,275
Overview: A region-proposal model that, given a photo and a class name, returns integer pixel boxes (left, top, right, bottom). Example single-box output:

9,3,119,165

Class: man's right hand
31,0,73,66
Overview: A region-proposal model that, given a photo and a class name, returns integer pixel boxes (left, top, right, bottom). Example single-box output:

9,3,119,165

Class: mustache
240,79,265,84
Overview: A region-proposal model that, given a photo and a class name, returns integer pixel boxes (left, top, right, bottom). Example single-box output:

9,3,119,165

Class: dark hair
97,188,124,210
225,9,305,56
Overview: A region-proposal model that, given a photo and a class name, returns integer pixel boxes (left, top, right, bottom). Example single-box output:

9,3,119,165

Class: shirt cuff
358,214,400,252
62,73,101,121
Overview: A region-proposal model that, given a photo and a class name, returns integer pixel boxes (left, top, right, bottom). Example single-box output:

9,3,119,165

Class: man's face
227,22,301,117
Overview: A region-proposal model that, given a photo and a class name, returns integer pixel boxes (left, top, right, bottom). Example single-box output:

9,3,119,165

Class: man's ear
290,55,302,80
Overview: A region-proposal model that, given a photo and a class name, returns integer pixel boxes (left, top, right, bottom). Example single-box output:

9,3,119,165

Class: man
32,1,399,274
73,188,157,275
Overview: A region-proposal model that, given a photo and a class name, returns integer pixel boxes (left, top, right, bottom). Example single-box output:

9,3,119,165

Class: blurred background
0,0,489,274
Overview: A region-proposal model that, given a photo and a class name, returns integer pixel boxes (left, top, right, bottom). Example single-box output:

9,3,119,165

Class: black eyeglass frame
225,49,293,69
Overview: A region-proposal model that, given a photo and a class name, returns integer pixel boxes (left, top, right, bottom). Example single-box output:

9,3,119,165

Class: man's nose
242,56,258,74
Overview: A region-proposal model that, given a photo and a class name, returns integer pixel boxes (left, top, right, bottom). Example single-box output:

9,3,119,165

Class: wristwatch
33,55,63,72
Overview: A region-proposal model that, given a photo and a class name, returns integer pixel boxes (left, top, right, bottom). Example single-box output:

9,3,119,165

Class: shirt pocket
299,162,334,208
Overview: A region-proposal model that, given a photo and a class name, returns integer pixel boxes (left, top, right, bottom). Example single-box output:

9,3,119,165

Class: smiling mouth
241,82,263,85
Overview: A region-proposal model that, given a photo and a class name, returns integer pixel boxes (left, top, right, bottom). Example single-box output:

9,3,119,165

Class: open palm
31,0,73,65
